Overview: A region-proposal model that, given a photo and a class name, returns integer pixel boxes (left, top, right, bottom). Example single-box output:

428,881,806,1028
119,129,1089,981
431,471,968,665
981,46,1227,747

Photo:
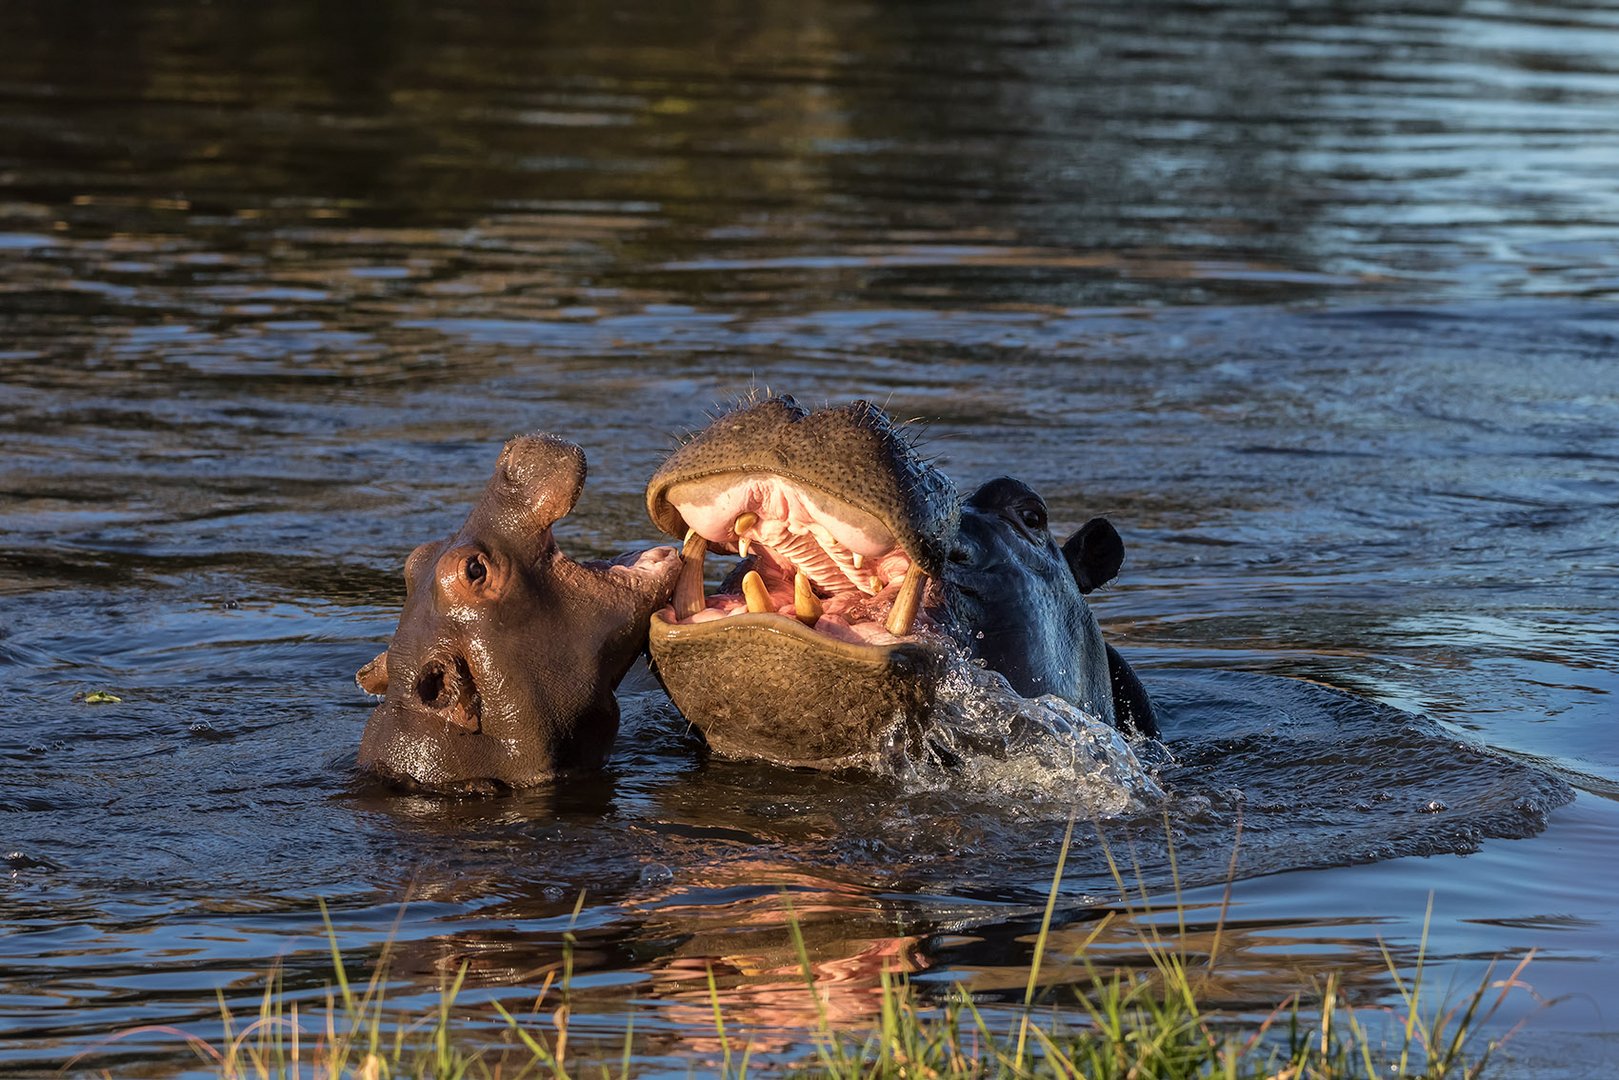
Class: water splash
885,647,1166,815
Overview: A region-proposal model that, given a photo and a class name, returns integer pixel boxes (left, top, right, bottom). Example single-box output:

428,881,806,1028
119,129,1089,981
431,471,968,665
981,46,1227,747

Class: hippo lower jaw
648,609,945,770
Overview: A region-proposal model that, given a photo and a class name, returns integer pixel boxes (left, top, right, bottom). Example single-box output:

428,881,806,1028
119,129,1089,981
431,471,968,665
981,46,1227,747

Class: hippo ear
1062,517,1124,594
473,434,588,541
356,651,389,695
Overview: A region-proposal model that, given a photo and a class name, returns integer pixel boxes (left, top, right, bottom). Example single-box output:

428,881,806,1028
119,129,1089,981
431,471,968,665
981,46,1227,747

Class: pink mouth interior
603,545,682,579
662,475,935,646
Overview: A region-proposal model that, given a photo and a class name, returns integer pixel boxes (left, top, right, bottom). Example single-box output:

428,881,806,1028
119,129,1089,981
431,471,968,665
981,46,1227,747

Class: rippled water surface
3,0,1618,1074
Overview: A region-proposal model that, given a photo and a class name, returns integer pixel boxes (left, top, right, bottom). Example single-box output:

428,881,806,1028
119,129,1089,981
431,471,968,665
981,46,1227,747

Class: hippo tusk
885,564,927,636
794,572,823,626
675,530,708,619
742,570,772,614
734,512,757,558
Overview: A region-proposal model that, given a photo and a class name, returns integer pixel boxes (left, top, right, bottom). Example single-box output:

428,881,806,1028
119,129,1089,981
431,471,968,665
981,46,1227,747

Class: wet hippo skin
357,434,681,793
946,476,1158,738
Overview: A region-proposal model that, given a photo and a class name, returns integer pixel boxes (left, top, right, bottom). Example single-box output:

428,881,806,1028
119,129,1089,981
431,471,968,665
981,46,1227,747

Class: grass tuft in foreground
791,926,1536,1080
68,830,1539,1079
788,817,1536,1080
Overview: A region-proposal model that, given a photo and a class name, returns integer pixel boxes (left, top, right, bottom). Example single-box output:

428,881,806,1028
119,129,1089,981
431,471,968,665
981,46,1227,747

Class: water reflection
7,0,1619,335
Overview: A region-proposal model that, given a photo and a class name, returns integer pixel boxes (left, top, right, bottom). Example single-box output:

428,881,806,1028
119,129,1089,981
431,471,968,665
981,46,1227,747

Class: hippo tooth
742,570,771,614
794,572,822,625
734,512,758,558
851,551,864,570
884,564,926,636
675,531,709,619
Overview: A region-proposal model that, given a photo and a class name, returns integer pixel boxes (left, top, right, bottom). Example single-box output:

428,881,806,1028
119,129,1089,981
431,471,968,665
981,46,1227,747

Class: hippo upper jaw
645,396,959,644
646,395,958,578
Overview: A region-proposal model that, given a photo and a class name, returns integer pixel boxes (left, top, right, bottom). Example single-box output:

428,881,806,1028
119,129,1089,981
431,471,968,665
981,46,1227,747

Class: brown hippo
356,434,681,793
644,396,1156,770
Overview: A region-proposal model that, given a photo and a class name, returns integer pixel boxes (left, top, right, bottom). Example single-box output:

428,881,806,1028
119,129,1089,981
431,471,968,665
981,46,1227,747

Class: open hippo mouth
645,396,960,769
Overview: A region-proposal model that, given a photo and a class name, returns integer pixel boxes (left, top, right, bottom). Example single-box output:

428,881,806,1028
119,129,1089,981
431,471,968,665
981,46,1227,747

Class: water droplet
637,862,674,888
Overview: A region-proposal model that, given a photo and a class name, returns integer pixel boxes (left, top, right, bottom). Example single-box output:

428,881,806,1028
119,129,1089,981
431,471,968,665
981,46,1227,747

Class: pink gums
666,477,932,645
678,476,898,592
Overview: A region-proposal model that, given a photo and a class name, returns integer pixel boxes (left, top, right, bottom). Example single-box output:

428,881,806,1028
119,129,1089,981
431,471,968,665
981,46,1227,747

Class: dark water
3,0,1618,1074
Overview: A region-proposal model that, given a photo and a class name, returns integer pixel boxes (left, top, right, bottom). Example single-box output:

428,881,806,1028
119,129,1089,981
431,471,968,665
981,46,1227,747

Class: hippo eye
1019,506,1046,531
464,555,487,583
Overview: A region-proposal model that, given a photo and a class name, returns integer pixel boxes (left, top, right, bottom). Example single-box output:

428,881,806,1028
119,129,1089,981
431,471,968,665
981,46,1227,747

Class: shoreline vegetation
65,826,1538,1079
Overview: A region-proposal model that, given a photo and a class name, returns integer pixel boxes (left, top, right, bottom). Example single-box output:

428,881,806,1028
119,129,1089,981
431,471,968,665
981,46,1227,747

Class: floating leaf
80,690,122,704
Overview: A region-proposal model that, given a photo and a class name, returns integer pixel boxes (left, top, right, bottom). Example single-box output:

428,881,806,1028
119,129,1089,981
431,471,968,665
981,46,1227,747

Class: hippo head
643,397,1155,771
946,477,1123,712
357,434,681,794
644,396,960,769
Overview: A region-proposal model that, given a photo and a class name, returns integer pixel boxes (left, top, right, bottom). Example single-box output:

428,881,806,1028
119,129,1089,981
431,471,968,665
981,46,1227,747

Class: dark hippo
357,434,681,793
643,396,1156,770
949,476,1158,739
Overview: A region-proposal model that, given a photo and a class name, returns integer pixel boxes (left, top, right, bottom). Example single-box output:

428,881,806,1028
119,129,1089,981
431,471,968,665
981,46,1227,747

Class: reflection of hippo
356,434,680,793
644,396,1156,770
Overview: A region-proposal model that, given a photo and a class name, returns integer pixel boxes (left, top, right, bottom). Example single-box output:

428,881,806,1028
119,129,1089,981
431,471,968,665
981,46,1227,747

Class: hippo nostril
417,663,451,708
948,544,972,564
